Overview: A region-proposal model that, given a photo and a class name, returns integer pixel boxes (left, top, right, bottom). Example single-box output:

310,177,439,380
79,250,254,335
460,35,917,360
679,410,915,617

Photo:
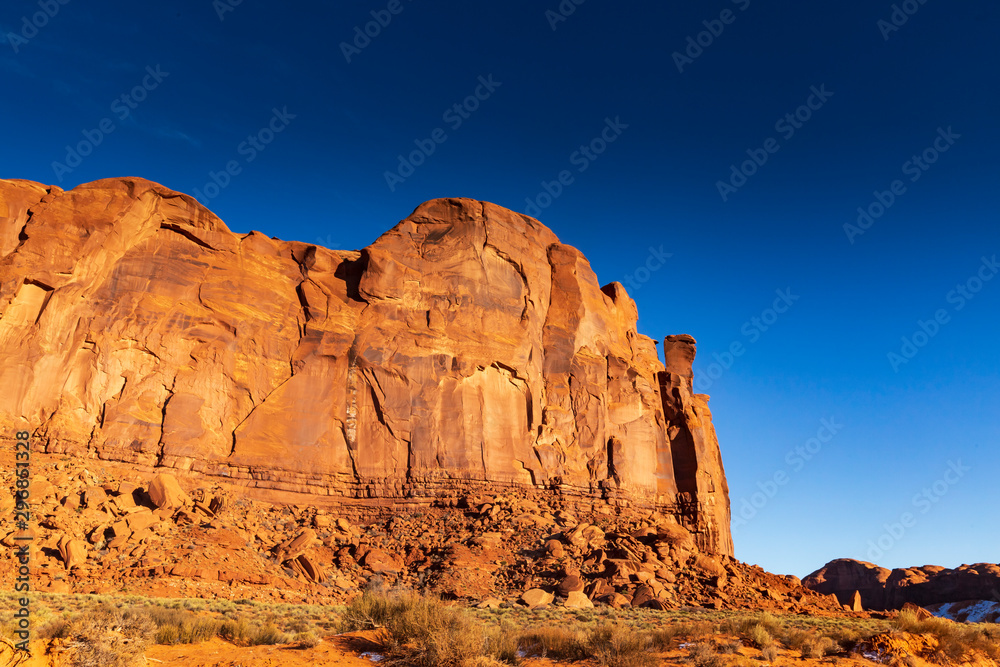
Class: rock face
804,558,1000,610
659,334,732,556
0,177,732,555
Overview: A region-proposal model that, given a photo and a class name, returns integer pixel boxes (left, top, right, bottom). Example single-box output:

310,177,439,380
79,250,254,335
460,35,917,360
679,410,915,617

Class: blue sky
3,1,998,578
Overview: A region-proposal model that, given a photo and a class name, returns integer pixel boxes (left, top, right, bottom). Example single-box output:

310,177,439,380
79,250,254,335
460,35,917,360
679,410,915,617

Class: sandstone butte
804,558,1000,611
0,177,732,556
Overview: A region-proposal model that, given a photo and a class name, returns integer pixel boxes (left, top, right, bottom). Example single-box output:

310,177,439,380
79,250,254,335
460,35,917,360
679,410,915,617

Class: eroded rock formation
0,177,732,554
804,558,1000,610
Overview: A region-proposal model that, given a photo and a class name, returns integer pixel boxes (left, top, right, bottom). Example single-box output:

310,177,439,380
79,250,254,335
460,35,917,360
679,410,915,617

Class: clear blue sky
3,1,998,578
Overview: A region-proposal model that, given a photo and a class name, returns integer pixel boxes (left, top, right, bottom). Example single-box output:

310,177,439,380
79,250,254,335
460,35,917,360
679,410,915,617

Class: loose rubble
1,449,843,614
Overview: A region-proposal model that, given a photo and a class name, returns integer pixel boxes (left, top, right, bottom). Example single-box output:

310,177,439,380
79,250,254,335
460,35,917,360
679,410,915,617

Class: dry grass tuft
64,607,154,667
685,642,726,667
518,626,588,661
586,623,656,667
894,608,1000,662
340,588,508,667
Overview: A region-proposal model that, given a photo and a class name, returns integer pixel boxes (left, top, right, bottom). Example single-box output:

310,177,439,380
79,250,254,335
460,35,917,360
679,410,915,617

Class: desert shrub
218,618,251,645
717,638,743,654
685,642,726,667
726,612,779,634
37,617,71,640
145,606,221,645
155,624,180,645
647,626,680,650
293,631,320,648
179,616,221,643
646,620,715,651
799,633,838,658
586,623,656,667
340,589,506,667
894,608,951,636
724,613,783,646
823,623,871,649
680,621,717,639
65,607,154,667
747,624,774,649
339,588,392,633
182,599,206,612
816,635,839,657
894,609,1000,661
287,618,313,634
786,628,836,657
483,622,520,664
462,659,510,667
251,623,291,646
519,626,587,660
215,618,289,646
784,628,809,652
760,643,779,663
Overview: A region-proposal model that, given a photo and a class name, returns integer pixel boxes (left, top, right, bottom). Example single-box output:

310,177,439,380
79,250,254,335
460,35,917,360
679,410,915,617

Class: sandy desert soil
2,631,957,667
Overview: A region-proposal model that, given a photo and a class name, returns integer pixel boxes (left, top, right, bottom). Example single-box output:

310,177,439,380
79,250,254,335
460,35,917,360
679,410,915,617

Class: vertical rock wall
0,178,733,555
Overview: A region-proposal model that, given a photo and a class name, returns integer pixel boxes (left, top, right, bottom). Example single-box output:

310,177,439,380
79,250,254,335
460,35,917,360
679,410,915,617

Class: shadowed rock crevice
159,223,217,250
334,253,367,303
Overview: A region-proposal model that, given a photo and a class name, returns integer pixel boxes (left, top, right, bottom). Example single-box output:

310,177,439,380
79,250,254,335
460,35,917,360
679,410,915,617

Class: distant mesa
0,177,732,555
804,558,1000,613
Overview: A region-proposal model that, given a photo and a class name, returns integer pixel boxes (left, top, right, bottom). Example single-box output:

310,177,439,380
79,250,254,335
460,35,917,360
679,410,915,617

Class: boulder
556,575,586,596
362,549,403,574
285,529,319,559
544,539,565,558
604,559,639,581
148,474,190,511
520,588,554,608
642,600,671,610
293,554,325,583
631,585,656,608
602,593,631,608
126,509,158,533
694,554,727,579
586,579,615,601
57,536,87,569
654,523,696,551
566,524,606,550
563,591,593,609
477,597,502,609
82,486,107,508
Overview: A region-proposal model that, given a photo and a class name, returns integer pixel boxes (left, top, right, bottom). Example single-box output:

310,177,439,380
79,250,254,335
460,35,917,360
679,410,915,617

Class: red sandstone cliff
0,177,732,555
